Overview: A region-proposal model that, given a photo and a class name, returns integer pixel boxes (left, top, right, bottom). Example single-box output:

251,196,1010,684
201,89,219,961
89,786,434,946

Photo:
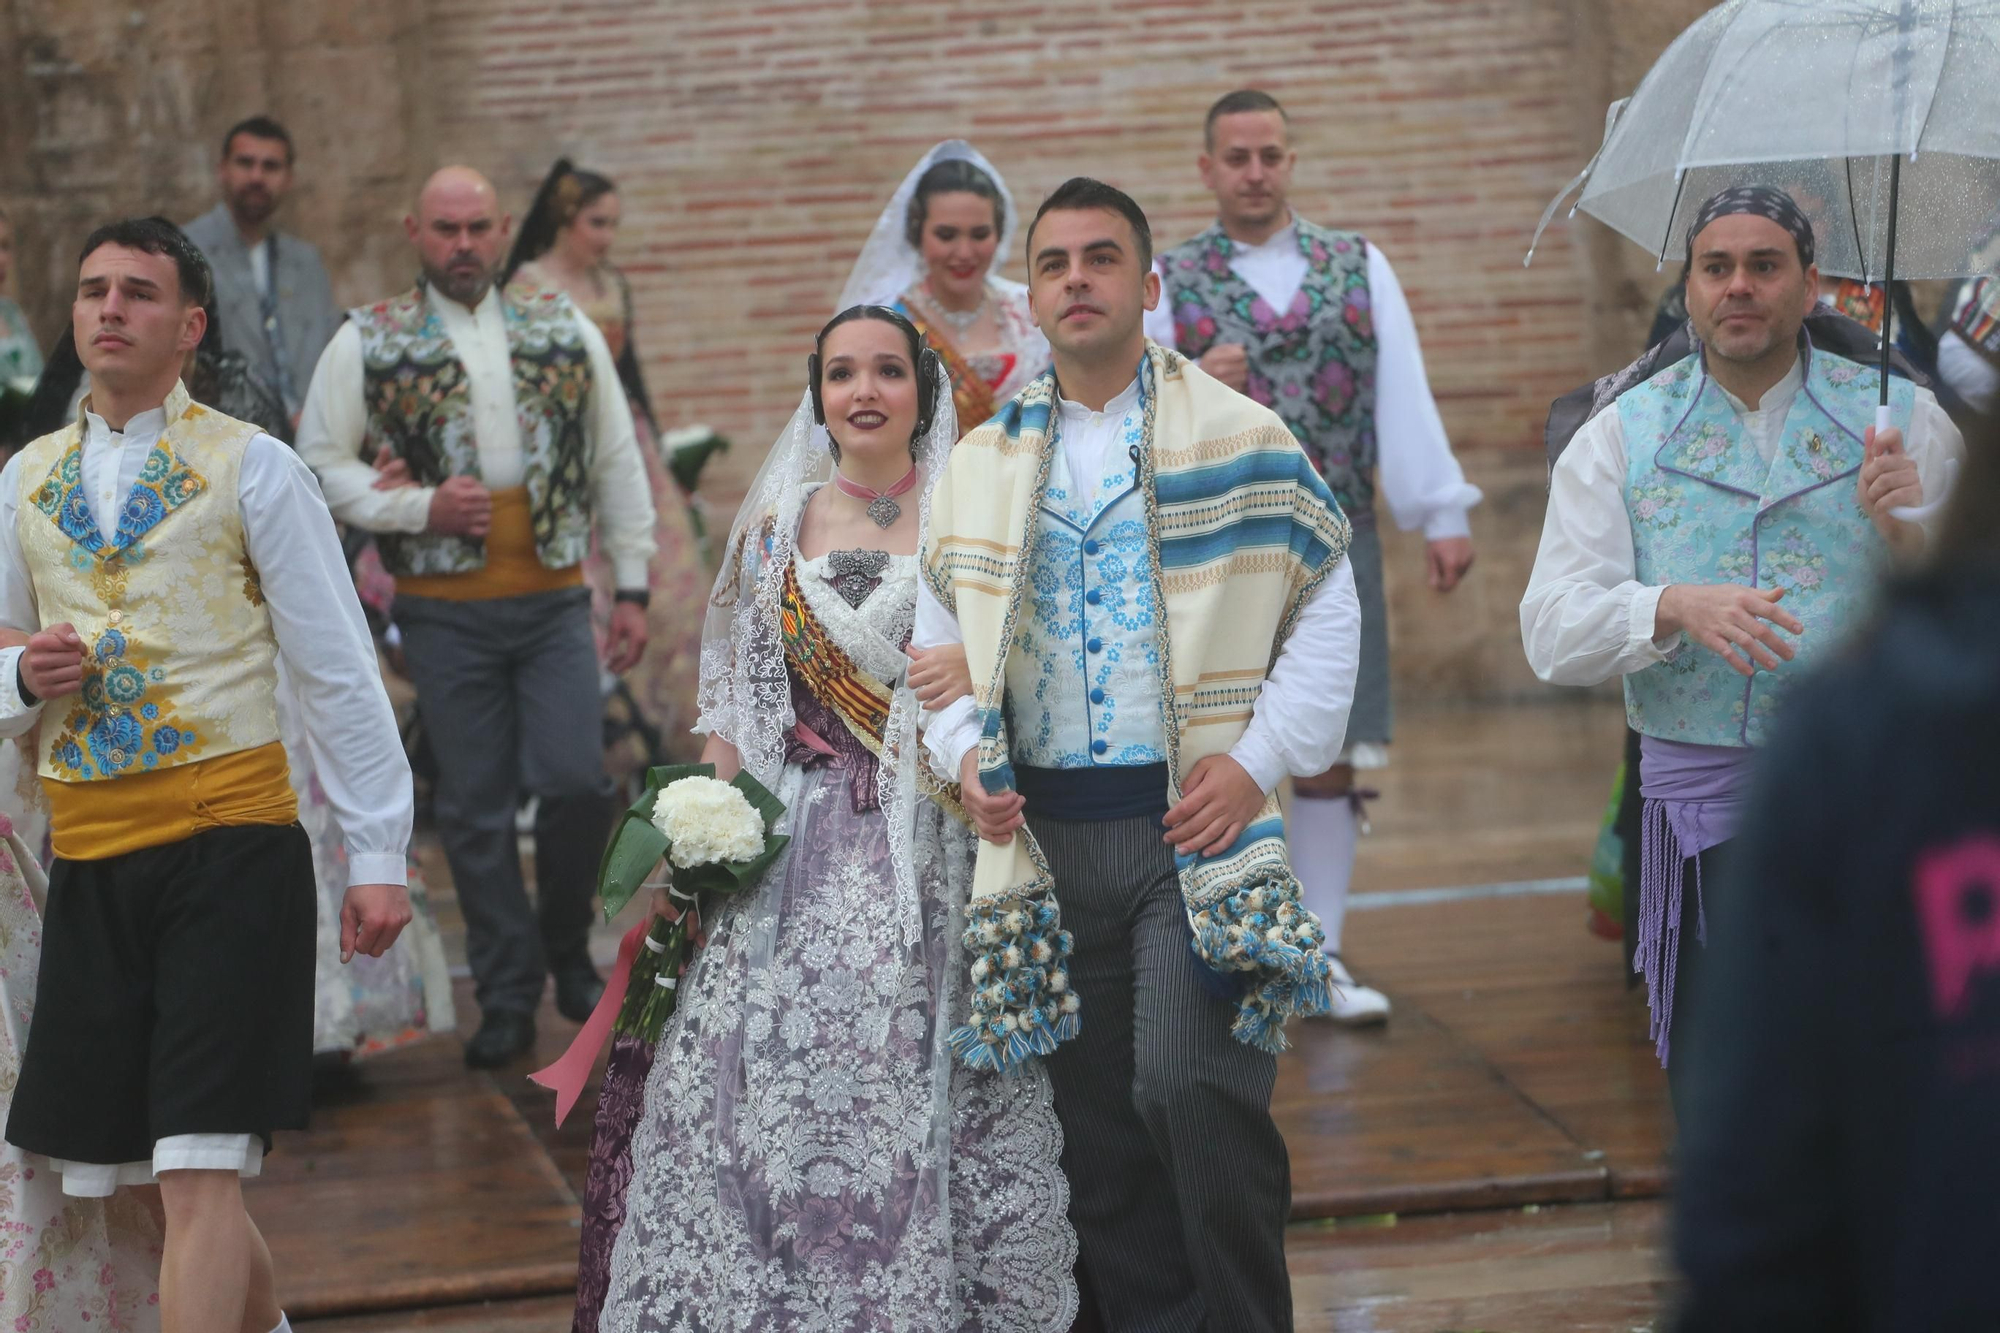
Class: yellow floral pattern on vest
14,383,283,782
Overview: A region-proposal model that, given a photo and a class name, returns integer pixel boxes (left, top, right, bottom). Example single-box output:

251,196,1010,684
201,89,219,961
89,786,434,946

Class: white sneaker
1323,954,1391,1026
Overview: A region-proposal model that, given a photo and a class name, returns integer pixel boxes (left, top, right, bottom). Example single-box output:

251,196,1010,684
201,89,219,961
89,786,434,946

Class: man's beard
424,257,494,307
228,187,276,227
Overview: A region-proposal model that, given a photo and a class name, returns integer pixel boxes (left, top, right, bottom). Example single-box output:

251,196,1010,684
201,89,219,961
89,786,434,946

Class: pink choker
834,465,919,528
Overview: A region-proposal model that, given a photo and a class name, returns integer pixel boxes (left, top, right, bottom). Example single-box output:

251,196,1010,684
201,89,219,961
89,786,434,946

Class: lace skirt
600,759,1077,1332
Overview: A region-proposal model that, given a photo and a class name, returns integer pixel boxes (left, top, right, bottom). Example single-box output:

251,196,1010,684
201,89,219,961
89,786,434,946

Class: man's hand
605,599,649,674
959,749,1025,845
905,643,972,710
1162,753,1264,857
1859,424,1924,558
372,450,416,491
1198,343,1251,392
1425,536,1475,593
427,476,493,537
19,623,84,701
340,883,413,963
1656,583,1804,679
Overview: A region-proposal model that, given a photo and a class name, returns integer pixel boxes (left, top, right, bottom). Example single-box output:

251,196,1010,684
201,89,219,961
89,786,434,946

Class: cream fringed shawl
923,344,1353,1068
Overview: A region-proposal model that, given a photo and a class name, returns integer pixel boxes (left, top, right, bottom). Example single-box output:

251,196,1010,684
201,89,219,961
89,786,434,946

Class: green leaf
597,812,670,921
727,770,788,836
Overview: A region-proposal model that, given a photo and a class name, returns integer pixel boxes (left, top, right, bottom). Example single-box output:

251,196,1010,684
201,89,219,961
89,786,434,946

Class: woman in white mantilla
841,141,1048,437
576,307,1075,1333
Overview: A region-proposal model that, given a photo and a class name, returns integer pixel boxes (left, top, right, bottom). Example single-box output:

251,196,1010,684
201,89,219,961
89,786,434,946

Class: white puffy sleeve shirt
0,412,413,887
1149,238,1482,539
293,287,657,589
1520,374,1963,687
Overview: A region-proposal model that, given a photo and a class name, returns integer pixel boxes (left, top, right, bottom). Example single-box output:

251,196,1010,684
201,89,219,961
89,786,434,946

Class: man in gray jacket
183,115,343,424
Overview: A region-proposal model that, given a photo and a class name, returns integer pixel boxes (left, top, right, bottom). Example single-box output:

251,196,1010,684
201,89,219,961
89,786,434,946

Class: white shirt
1146,226,1481,540
247,238,272,300
293,285,657,588
1936,329,2000,417
0,405,413,887
1520,359,1964,687
915,381,1363,794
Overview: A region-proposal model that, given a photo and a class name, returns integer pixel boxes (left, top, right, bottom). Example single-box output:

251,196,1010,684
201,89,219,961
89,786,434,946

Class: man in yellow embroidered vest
0,218,413,1333
295,168,657,1068
916,179,1363,1333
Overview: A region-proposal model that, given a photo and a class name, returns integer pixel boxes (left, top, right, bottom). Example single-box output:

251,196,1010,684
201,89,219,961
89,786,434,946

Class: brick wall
0,0,1712,703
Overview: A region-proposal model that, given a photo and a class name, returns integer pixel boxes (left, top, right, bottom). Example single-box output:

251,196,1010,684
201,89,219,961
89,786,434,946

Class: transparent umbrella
1532,0,2000,286
1528,0,1999,512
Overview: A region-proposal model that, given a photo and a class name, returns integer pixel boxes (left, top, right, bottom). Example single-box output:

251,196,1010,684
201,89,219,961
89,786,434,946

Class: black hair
808,305,940,453
504,157,619,286
903,159,1006,251
1204,89,1289,150
221,115,295,167
1025,177,1153,271
77,216,213,308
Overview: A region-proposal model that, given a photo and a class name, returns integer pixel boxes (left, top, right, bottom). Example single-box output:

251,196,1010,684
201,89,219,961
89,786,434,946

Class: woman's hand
905,643,972,710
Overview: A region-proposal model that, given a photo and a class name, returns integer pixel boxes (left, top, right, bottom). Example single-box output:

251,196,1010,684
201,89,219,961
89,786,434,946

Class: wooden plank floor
283,698,1677,1328
298,1203,1673,1333
263,985,585,1319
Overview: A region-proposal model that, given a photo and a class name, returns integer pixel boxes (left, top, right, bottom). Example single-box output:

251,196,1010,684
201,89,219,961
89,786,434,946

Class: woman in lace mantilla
507,159,712,772
839,142,1048,438
576,308,1075,1333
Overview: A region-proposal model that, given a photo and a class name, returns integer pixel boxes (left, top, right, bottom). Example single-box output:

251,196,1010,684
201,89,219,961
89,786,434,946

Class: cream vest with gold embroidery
15,383,281,783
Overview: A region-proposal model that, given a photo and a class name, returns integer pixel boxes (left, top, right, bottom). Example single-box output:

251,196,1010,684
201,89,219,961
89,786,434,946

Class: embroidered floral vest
1164,219,1378,519
1005,386,1166,768
352,284,595,577
15,384,282,782
1619,344,1913,747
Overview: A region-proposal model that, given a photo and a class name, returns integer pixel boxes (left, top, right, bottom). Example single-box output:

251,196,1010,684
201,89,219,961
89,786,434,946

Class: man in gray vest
183,115,343,426
1150,89,1481,1024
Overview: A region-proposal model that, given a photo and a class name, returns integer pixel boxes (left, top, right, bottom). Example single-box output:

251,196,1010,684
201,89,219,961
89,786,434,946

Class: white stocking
1289,793,1357,955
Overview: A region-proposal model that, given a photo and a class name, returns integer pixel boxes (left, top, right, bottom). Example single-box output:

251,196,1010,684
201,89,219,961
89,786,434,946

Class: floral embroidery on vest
1620,344,1913,746
1164,218,1378,516
353,284,596,577
30,438,207,559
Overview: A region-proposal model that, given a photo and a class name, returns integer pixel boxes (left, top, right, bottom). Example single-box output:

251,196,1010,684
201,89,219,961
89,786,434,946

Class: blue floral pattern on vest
1620,342,1912,747
1006,382,1166,768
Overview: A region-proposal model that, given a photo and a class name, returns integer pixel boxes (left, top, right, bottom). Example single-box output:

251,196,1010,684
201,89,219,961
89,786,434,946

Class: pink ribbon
528,917,650,1128
791,718,838,756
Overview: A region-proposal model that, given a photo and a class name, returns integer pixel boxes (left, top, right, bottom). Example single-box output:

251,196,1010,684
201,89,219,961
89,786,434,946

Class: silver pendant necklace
915,282,989,335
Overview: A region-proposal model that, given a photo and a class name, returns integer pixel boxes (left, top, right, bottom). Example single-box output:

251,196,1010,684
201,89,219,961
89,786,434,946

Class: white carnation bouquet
599,763,788,1041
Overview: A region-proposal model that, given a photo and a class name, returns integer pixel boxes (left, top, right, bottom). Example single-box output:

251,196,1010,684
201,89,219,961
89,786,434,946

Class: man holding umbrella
1520,186,1962,1112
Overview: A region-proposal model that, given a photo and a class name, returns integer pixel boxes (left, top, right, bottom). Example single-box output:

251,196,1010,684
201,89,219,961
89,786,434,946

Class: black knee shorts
5,822,316,1165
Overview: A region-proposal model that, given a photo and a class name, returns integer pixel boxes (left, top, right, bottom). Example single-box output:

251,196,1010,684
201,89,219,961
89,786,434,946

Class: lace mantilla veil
838,139,1032,315
694,361,961,946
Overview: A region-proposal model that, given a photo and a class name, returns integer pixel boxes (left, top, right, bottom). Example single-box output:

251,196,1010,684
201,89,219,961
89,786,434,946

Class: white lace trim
793,552,918,685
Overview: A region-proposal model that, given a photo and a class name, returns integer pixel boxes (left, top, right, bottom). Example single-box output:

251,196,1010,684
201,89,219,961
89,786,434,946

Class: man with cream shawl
914,177,1362,1333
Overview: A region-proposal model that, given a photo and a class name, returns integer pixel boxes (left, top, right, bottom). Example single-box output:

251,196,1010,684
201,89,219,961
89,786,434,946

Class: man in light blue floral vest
1522,186,1963,1115
1150,89,1483,1026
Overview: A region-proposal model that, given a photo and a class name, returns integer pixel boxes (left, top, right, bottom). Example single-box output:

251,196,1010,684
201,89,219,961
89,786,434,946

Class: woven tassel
948,892,1080,1073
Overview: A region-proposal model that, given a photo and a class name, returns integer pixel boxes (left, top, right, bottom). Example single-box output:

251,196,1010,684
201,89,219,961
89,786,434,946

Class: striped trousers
1031,812,1293,1333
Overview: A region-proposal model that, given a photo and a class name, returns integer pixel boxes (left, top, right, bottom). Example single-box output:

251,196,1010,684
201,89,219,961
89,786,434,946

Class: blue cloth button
1090,688,1106,704
1084,539,1101,555
1086,588,1102,605
1091,739,1108,755
1087,637,1103,653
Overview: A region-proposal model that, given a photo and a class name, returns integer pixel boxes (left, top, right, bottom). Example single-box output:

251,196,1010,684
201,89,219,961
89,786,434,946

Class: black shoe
553,959,606,1023
464,1009,537,1069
